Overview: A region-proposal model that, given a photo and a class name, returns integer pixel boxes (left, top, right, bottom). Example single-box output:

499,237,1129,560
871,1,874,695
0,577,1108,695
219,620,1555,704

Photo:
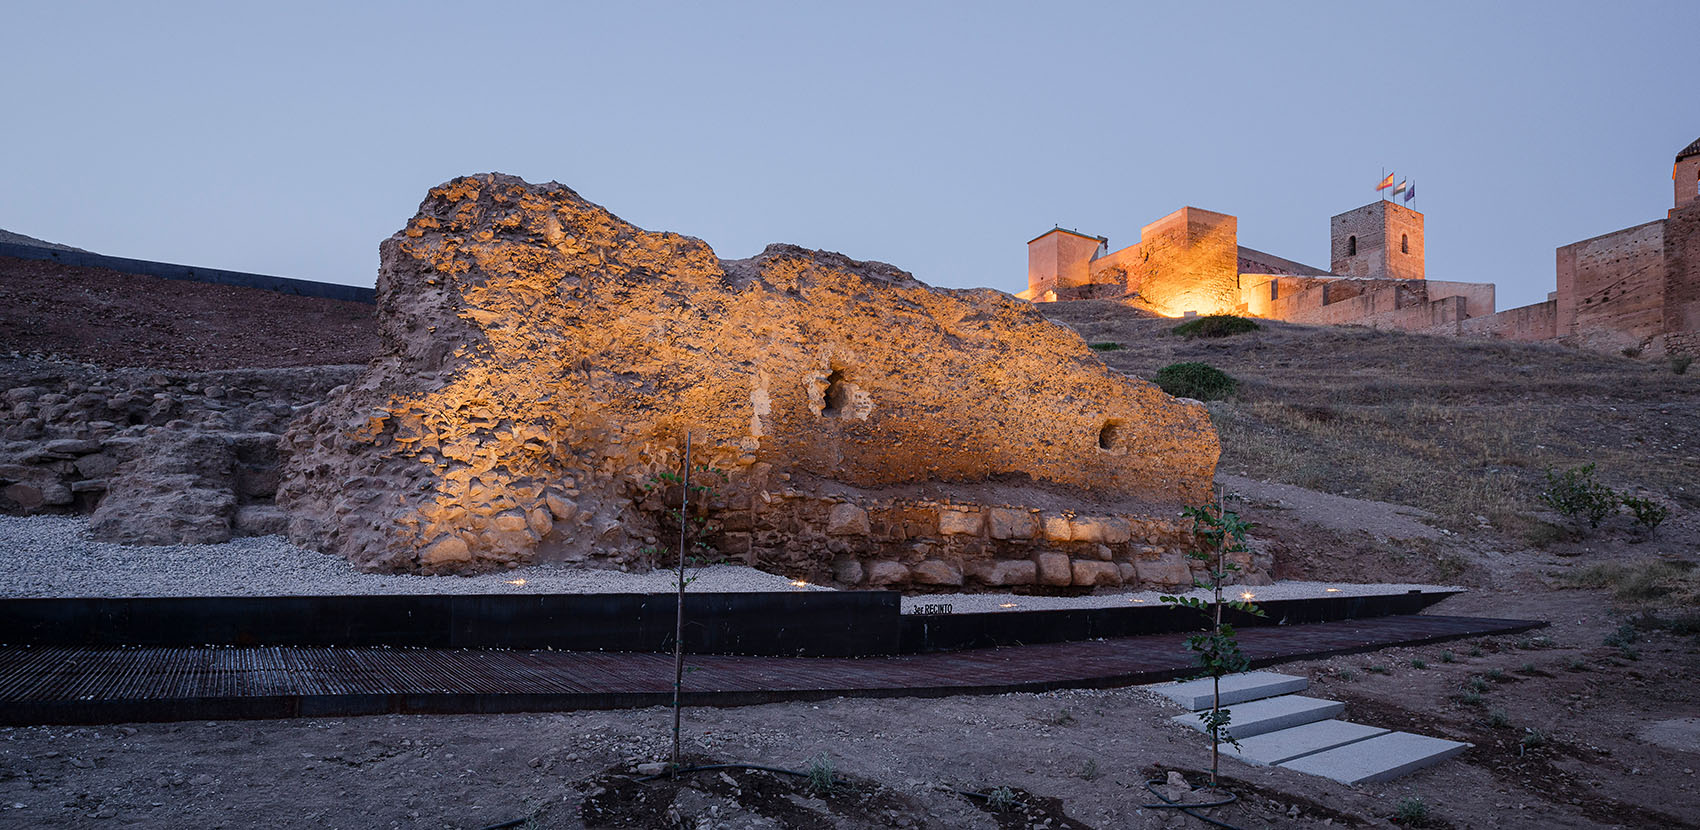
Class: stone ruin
274,173,1259,590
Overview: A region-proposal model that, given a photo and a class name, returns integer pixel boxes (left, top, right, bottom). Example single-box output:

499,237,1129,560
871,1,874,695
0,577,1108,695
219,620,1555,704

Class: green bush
1620,495,1669,532
1087,341,1124,351
1539,464,1618,528
1153,362,1237,401
1394,797,1429,824
1172,314,1260,339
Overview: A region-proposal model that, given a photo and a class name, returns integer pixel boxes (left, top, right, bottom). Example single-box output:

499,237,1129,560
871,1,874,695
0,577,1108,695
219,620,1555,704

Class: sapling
639,434,725,778
1160,491,1265,787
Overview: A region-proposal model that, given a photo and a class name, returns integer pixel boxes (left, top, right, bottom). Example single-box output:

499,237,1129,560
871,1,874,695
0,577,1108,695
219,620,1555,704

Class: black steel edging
0,593,902,658
0,243,376,304
898,590,1462,653
0,590,1459,658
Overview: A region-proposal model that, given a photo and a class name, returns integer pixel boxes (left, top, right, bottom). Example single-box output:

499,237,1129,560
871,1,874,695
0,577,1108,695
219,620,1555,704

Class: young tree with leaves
1160,492,1265,787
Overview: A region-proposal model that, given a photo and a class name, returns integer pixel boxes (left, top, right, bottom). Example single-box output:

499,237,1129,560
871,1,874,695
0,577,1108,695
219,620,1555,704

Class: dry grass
1041,300,1700,528
1562,559,1700,609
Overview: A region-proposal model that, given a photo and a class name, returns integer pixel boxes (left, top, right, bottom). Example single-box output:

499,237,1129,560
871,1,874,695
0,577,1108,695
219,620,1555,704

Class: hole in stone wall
822,370,851,418
1347,235,1357,256
1098,419,1125,452
1401,233,1409,254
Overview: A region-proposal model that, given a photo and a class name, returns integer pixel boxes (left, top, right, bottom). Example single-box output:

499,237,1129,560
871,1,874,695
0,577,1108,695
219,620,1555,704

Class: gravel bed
0,516,816,597
0,516,1459,606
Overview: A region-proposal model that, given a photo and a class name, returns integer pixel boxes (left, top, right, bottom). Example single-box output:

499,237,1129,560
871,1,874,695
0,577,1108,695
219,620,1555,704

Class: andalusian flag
1393,179,1408,197
1376,173,1395,191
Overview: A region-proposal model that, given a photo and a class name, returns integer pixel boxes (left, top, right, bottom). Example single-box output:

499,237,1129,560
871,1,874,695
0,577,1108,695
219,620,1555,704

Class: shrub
1539,464,1618,529
1466,676,1489,693
1487,708,1510,728
1411,658,1428,669
1440,650,1456,663
1087,341,1124,351
805,754,837,795
1460,691,1483,706
1153,362,1237,401
1172,314,1260,339
1521,728,1548,748
1620,495,1669,532
1394,797,1429,824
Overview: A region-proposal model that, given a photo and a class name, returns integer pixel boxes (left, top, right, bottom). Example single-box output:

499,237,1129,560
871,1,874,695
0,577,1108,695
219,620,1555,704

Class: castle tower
1330,200,1425,280
1027,227,1106,300
1675,137,1700,209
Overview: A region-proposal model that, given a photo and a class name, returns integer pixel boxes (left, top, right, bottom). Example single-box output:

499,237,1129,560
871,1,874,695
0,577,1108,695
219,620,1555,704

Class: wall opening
1347,235,1357,256
1401,233,1409,254
1098,419,1126,453
822,370,851,418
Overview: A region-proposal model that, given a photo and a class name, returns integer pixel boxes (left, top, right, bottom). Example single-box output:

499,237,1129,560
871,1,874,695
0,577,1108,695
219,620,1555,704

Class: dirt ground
2,501,1696,830
3,275,1698,828
0,255,380,370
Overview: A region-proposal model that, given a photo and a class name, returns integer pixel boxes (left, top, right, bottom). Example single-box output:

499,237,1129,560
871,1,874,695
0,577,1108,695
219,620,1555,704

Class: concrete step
1153,672,1309,711
1170,694,1345,741
1277,731,1471,785
1222,719,1390,766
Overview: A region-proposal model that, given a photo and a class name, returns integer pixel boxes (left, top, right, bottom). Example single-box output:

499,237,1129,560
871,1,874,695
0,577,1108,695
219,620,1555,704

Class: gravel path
0,516,1460,608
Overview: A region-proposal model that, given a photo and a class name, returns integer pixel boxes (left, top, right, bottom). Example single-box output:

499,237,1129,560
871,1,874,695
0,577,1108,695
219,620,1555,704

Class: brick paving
0,614,1540,725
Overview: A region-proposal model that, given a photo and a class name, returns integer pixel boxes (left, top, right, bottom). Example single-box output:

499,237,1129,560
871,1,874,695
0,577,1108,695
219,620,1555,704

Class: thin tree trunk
671,434,691,777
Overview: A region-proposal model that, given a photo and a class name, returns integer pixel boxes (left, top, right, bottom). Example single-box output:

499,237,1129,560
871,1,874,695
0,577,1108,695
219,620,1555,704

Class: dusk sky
4,1,1695,309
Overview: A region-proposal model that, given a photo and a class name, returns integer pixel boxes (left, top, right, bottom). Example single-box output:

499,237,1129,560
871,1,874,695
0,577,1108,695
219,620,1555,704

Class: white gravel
0,516,816,598
0,516,1461,607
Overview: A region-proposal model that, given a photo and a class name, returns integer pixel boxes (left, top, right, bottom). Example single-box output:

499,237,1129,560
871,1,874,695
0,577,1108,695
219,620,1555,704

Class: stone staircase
1153,672,1469,785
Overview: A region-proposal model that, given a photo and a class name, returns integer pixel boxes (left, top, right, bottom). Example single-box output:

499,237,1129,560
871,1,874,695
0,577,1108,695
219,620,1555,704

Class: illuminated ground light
1240,592,1256,601
1128,598,1145,603
1324,587,1341,593
998,602,1018,609
790,580,809,587
505,579,527,586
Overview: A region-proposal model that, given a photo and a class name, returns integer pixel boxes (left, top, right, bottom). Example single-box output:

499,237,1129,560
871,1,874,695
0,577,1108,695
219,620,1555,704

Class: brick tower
1330,200,1425,280
1675,137,1700,209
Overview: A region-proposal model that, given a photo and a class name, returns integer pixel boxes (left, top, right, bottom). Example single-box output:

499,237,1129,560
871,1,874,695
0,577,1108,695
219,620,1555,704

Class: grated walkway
0,614,1541,725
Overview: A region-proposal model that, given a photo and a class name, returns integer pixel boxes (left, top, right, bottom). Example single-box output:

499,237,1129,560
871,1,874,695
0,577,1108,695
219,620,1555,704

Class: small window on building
1271,281,1278,301
1401,233,1409,254
1347,235,1357,256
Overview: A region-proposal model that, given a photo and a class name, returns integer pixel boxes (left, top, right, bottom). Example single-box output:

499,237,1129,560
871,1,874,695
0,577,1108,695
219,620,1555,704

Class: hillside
0,254,379,370
1039,300,1700,544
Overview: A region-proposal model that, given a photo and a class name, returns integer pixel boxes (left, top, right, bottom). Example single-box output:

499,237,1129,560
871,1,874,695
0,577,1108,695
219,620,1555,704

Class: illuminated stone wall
277,174,1222,577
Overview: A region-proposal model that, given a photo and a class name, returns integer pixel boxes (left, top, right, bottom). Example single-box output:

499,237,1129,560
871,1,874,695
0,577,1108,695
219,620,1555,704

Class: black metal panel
0,592,902,658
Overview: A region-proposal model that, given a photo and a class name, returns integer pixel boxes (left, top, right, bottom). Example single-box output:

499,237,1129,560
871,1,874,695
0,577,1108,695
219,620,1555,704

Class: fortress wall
1087,243,1142,291
1662,202,1700,339
1426,281,1496,316
1555,219,1667,350
1459,300,1559,342
1269,279,1412,323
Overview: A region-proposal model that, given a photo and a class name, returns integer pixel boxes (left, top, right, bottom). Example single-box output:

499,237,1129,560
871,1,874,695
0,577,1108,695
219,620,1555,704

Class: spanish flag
1376,173,1395,191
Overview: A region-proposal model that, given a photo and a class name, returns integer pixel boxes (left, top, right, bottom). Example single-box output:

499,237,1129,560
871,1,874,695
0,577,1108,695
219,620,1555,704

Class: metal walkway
0,614,1541,725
